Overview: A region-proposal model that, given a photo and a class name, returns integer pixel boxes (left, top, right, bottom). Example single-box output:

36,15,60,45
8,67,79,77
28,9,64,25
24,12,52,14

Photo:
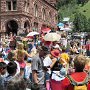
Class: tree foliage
57,0,90,32
57,0,78,21
77,0,89,5
56,0,77,9
73,12,88,32
87,18,90,32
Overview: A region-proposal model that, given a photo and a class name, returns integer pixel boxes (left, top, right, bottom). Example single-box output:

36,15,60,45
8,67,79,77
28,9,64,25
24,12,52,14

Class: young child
61,55,90,90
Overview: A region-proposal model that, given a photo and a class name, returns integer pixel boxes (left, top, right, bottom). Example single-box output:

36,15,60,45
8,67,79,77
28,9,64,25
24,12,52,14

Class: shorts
18,60,26,69
45,72,50,81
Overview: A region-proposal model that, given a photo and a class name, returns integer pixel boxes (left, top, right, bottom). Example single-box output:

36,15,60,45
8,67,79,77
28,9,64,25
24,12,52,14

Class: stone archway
6,20,18,35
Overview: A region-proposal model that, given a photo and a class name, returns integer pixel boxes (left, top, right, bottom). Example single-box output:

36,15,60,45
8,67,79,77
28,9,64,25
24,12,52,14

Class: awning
41,28,51,33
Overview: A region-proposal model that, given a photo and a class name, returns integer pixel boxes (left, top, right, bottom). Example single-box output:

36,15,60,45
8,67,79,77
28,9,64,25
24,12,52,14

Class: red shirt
61,72,90,90
86,44,90,51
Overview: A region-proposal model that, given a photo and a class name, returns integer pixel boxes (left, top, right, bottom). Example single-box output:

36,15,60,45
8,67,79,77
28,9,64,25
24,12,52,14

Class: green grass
79,1,90,19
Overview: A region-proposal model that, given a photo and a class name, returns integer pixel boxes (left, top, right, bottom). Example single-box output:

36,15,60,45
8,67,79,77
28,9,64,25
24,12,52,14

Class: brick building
0,0,58,36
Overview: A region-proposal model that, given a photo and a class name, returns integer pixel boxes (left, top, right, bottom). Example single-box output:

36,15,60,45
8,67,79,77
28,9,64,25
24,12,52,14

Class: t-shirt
86,44,90,51
43,55,52,74
4,75,14,88
31,54,45,84
43,55,52,66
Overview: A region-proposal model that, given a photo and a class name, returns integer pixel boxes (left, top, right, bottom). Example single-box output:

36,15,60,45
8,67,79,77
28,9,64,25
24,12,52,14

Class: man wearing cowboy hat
31,45,49,90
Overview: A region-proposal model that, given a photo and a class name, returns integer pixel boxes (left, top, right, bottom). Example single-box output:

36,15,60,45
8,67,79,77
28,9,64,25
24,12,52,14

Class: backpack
68,75,89,90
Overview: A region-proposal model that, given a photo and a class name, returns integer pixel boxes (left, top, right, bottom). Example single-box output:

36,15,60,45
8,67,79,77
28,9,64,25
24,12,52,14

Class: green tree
56,0,74,9
57,0,78,21
73,13,80,32
73,12,88,32
87,18,90,32
58,11,63,22
83,15,88,32
77,0,89,5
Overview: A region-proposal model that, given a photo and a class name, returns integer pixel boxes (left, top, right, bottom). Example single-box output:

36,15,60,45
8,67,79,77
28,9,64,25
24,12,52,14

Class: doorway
6,20,18,35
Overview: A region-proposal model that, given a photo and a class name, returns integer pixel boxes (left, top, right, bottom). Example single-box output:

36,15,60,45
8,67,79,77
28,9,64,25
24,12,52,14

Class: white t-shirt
43,55,52,74
43,56,52,66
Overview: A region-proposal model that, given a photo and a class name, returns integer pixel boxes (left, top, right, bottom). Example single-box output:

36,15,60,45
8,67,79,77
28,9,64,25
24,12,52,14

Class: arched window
24,0,29,12
24,20,30,34
42,8,46,20
49,11,52,21
6,20,18,35
33,22,38,31
54,14,57,23
34,4,38,17
6,0,17,11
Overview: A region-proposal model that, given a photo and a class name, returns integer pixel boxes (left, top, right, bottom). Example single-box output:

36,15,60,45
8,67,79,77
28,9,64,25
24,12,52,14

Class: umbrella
41,28,51,33
57,23,64,27
44,32,61,41
27,31,39,37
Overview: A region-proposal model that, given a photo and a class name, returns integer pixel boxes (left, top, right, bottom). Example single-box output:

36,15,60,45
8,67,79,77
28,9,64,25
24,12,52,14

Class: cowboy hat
51,49,60,58
38,45,50,54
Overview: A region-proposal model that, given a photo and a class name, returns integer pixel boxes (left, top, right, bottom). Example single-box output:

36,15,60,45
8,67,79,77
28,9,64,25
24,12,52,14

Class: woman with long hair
14,43,31,76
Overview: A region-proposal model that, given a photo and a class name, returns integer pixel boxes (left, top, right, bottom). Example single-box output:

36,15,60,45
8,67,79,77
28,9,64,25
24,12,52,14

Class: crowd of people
0,31,90,90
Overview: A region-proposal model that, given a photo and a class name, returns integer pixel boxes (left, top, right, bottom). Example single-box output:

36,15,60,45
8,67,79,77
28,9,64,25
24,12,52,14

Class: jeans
86,50,90,56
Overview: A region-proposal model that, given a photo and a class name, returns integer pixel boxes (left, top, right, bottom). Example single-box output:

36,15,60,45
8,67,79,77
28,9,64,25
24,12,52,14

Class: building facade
0,0,58,36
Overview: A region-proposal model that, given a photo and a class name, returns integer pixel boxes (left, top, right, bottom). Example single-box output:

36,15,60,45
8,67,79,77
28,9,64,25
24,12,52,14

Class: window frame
24,0,30,12
42,8,46,20
34,4,38,17
6,0,17,11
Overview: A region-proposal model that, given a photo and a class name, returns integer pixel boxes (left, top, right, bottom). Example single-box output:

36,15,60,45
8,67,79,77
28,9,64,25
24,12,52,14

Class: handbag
30,75,45,90
31,83,40,90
